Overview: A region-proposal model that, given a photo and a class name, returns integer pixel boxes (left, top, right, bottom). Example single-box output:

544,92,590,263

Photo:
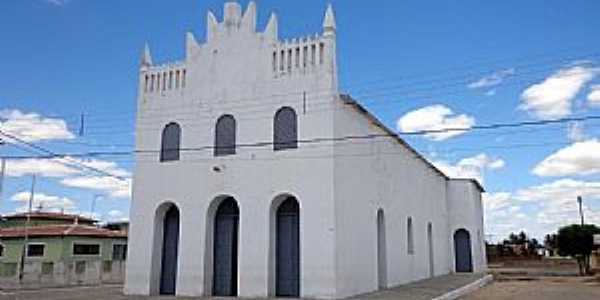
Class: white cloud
520,65,598,119
11,191,75,213
6,156,132,199
44,0,69,6
468,68,515,89
567,122,586,142
5,158,79,177
397,105,475,141
0,109,74,142
533,139,600,177
515,179,600,203
106,210,129,222
484,179,600,241
433,153,505,185
61,176,132,199
588,85,600,106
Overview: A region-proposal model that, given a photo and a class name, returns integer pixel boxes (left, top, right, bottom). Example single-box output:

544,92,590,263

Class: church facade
125,2,486,299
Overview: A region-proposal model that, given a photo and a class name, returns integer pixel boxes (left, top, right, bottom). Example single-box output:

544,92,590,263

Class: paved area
463,276,600,300
0,274,485,300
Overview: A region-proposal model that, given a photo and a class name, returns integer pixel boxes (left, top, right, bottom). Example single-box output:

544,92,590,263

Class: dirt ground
463,276,600,300
465,258,600,300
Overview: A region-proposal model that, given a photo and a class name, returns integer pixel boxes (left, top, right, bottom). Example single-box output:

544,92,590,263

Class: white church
125,2,487,299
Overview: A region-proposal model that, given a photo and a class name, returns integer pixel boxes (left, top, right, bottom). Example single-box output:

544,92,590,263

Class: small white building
125,2,487,299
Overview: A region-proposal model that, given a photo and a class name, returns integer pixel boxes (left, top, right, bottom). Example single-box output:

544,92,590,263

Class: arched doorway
212,197,240,296
376,209,387,290
159,204,180,295
454,229,473,273
276,197,300,297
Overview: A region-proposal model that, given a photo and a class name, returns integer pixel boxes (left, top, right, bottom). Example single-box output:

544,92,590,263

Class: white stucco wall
331,100,453,298
446,180,487,274
126,2,339,298
125,2,486,299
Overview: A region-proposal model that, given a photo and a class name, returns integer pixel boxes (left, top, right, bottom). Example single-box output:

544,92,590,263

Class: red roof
2,212,97,223
0,224,127,239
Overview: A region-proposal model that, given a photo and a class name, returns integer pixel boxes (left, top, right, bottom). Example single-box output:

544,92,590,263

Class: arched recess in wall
160,123,181,162
407,217,414,255
204,195,240,297
269,194,301,298
427,222,434,278
215,115,237,157
151,202,180,296
376,209,387,290
273,107,298,151
454,229,473,273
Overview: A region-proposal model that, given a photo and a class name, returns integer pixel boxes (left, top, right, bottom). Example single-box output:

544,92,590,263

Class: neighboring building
103,221,130,234
126,2,486,299
0,212,127,289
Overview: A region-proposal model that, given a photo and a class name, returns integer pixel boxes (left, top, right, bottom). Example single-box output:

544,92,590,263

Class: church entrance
159,205,180,295
454,229,473,273
276,197,300,297
213,197,239,296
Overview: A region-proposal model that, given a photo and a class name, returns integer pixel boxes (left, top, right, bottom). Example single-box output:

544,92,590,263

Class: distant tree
544,234,558,256
556,224,600,275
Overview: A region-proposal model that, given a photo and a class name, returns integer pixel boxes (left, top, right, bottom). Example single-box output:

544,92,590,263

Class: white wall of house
125,2,486,299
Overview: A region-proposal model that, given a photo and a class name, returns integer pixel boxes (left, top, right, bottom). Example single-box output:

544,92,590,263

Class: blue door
213,198,239,296
276,197,300,297
160,205,179,295
454,229,473,273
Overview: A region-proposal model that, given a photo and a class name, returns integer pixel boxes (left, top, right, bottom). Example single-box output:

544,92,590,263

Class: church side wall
332,102,451,298
446,180,487,273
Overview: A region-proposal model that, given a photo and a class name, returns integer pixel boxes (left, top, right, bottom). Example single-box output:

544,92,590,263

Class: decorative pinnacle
323,4,336,34
264,12,278,40
141,43,152,67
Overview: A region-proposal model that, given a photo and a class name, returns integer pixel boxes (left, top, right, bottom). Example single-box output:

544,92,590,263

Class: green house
0,212,127,289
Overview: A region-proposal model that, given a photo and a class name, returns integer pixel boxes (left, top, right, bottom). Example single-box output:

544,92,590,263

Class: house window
27,244,45,257
0,244,4,257
112,244,127,261
407,217,414,255
73,243,100,256
160,122,182,162
214,115,237,157
274,107,298,151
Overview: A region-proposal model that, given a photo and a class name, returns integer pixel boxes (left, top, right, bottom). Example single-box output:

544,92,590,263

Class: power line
2,114,599,161
0,130,129,182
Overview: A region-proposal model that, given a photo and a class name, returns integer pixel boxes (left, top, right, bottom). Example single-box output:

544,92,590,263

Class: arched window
215,115,237,157
160,123,181,162
274,107,298,151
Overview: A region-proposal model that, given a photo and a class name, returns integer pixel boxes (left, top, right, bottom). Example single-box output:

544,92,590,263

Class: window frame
72,242,102,257
112,243,127,261
214,114,237,157
160,122,182,162
26,243,46,258
273,107,298,151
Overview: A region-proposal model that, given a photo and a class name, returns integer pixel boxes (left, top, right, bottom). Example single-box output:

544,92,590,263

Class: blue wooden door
160,206,179,295
276,198,300,297
454,229,473,273
213,198,239,296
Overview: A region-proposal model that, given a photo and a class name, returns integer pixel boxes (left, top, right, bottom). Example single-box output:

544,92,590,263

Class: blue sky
1,0,600,241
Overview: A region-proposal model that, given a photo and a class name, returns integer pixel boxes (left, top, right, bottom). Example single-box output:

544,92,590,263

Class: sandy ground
464,276,600,300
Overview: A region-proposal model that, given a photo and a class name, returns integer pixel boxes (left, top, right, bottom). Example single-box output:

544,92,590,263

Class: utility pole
19,174,36,282
0,158,5,206
91,194,102,217
577,196,585,226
